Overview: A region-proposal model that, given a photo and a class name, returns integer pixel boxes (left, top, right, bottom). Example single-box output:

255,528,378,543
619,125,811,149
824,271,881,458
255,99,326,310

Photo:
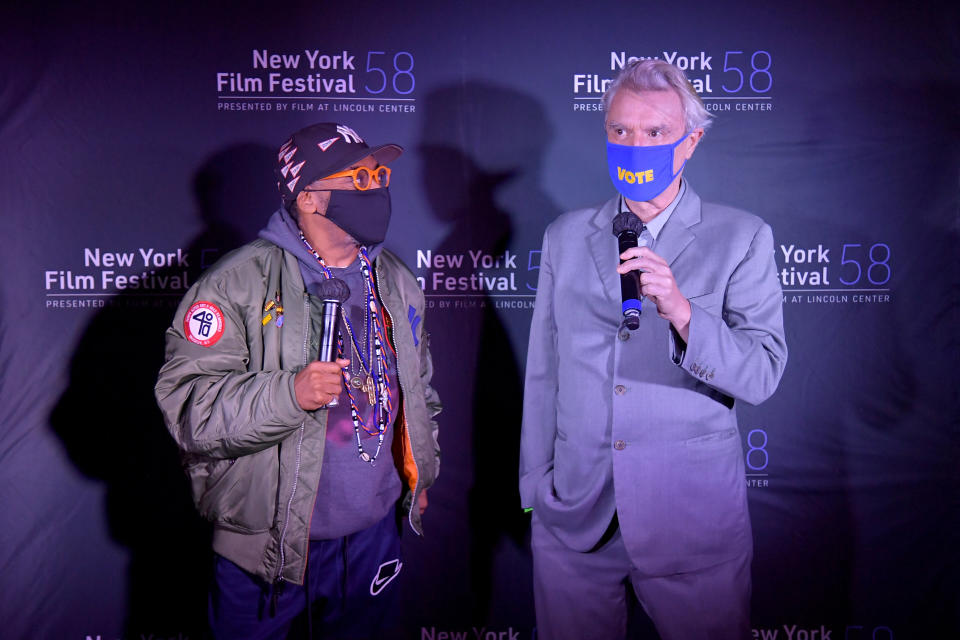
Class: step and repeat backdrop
1,2,957,639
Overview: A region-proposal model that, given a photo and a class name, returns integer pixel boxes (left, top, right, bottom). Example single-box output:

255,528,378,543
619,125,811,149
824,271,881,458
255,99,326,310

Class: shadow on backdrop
747,79,960,635
50,143,277,639
822,80,959,635
417,82,561,628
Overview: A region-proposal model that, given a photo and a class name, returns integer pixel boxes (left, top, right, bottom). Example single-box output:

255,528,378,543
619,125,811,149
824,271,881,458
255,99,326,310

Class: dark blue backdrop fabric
1,2,957,638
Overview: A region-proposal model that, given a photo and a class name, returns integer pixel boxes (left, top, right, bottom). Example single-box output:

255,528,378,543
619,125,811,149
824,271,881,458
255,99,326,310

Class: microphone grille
612,211,645,237
308,277,351,303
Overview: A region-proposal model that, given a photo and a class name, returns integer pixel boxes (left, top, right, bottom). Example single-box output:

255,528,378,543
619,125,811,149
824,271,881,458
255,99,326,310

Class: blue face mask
606,134,689,202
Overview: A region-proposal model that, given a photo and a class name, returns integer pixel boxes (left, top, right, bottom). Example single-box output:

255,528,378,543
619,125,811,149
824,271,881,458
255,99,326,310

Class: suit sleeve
519,229,559,509
155,271,307,459
670,222,787,405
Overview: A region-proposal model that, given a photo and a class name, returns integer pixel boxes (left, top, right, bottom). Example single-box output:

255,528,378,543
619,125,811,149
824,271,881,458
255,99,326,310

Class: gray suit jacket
520,184,787,576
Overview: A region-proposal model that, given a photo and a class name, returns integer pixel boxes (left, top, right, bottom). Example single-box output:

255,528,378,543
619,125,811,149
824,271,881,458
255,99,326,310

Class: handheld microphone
307,278,351,406
612,211,646,330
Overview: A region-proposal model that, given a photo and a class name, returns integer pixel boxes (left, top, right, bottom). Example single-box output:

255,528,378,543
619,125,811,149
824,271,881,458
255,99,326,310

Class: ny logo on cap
336,125,363,143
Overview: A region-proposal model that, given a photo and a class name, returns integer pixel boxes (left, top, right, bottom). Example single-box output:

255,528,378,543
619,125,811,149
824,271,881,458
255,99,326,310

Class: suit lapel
654,184,701,267
587,198,621,303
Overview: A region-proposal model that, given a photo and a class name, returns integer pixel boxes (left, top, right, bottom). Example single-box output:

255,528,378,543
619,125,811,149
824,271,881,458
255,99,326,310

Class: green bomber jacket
155,239,441,585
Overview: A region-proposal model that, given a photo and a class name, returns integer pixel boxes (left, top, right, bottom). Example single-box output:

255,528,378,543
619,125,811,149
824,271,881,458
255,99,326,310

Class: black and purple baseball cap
274,122,403,209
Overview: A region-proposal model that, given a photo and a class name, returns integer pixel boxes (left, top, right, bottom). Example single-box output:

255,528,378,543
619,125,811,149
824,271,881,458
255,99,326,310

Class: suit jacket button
614,440,626,450
618,329,630,341
614,384,626,395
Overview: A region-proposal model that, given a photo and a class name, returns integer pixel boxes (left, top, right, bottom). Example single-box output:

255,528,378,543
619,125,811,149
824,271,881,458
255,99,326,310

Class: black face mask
321,188,392,247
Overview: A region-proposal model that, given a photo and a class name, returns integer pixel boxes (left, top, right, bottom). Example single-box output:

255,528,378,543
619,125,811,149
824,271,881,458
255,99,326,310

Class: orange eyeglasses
308,165,391,191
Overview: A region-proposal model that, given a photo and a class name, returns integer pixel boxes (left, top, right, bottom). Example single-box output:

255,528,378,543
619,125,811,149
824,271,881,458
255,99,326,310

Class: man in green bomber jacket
155,122,441,640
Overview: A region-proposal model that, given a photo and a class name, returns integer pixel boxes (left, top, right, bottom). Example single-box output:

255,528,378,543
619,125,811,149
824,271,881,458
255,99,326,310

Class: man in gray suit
520,59,787,639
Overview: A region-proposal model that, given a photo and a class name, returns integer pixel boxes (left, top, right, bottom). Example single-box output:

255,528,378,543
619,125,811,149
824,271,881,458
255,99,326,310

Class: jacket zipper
275,293,311,584
375,263,421,535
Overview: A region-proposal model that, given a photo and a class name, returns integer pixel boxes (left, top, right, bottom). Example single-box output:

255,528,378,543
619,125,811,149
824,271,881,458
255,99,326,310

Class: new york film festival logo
42,245,210,310
412,247,541,312
83,633,191,640
744,426,771,489
572,49,775,114
775,241,893,306
216,48,418,115
751,622,896,639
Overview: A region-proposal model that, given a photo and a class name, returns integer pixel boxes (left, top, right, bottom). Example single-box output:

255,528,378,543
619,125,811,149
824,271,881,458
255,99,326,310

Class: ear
682,128,705,160
296,190,317,215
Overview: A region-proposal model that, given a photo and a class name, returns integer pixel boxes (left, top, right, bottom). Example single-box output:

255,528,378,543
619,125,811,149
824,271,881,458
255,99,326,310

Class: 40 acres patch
184,301,225,346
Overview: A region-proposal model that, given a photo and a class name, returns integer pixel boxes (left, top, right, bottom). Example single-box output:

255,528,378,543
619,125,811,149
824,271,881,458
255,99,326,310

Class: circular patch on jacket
184,301,225,347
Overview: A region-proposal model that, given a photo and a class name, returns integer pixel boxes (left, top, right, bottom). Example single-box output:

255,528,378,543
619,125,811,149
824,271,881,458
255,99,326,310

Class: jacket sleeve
155,269,307,459
418,309,442,477
519,228,559,509
669,221,788,405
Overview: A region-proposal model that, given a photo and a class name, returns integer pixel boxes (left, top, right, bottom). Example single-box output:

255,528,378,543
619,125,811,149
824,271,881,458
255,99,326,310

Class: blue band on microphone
622,299,641,313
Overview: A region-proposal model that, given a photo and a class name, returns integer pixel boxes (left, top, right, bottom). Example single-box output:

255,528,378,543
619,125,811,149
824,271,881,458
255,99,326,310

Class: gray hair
602,59,713,132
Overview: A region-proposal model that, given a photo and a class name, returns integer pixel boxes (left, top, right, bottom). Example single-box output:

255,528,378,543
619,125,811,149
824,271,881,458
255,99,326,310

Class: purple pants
209,510,403,640
532,514,751,640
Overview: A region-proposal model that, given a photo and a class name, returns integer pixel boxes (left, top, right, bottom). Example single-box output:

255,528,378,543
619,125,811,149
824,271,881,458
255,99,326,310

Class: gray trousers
532,515,751,640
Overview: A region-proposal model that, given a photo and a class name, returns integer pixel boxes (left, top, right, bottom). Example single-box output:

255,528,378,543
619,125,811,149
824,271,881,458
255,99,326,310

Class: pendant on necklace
359,451,371,462
367,376,376,405
351,376,364,390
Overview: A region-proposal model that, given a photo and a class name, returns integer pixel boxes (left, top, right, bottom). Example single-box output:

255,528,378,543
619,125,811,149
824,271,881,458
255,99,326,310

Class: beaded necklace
298,231,394,465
